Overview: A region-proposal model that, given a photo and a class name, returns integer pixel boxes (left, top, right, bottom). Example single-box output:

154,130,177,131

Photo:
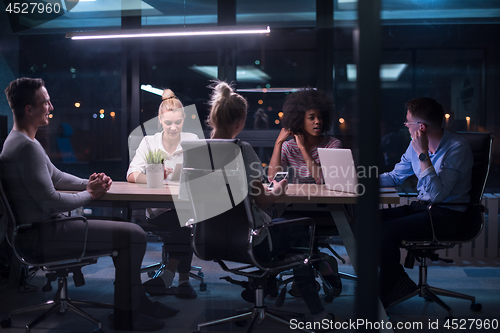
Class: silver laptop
317,148,358,194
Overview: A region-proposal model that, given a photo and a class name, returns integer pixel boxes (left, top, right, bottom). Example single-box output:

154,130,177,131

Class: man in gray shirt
1,78,176,331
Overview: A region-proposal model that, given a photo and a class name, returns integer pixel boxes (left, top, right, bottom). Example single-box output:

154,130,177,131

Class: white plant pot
146,163,164,188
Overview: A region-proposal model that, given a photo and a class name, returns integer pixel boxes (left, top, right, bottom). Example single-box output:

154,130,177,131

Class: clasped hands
87,172,113,200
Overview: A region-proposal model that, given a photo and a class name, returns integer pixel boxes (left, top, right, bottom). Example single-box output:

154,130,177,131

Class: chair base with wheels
141,259,207,291
0,181,115,333
139,232,207,291
387,250,481,318
284,204,358,288
315,234,357,282
182,139,320,333
195,270,314,333
278,237,357,303
385,204,485,318
0,259,114,333
278,267,335,303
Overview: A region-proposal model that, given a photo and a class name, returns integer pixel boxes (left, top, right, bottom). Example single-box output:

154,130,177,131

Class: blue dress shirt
379,130,473,211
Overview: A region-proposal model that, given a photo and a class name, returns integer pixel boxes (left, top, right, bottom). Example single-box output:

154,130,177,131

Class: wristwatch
418,152,429,162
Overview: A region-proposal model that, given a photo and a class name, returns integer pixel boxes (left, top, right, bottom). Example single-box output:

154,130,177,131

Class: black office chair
387,132,493,318
0,181,113,333
181,139,318,333
278,208,356,302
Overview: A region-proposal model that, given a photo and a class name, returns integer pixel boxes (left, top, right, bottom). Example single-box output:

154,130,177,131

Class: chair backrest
181,139,256,265
0,180,17,250
444,132,493,241
0,115,8,152
456,132,494,205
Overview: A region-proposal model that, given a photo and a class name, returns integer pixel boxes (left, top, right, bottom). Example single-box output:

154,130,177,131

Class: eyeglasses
404,121,423,127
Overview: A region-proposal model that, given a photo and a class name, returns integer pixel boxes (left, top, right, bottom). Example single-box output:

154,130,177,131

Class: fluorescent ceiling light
190,65,271,82
141,85,163,96
237,88,308,93
142,83,303,95
66,25,270,40
347,64,408,82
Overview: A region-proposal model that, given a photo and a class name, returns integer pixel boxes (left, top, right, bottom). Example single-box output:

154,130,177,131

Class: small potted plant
145,149,168,188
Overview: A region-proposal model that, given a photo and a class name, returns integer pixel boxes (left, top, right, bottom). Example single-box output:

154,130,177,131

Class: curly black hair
280,88,334,133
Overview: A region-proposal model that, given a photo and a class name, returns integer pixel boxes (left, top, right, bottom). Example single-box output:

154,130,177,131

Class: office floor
1,242,499,333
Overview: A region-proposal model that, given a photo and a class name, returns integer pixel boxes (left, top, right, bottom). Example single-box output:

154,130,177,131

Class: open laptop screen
318,148,358,194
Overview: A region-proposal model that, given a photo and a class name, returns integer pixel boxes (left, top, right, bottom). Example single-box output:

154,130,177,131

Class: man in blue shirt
378,97,473,307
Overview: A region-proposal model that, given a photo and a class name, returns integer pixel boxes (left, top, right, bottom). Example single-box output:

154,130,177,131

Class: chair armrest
251,217,316,272
14,216,90,266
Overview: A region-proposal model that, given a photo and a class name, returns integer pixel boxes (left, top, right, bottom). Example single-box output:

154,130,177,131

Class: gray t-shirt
0,130,91,223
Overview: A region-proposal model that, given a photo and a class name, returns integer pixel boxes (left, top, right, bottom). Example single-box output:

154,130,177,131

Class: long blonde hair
159,89,184,118
207,82,247,136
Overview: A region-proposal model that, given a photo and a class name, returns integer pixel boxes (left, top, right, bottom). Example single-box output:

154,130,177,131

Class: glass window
143,0,217,27
139,36,220,137
2,0,499,187
237,44,317,131
17,34,123,180
13,0,218,31
335,0,500,26
235,28,317,165
333,0,500,188
237,0,315,27
379,22,499,189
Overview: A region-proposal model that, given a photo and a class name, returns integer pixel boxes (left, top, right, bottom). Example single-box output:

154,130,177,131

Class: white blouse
126,131,199,182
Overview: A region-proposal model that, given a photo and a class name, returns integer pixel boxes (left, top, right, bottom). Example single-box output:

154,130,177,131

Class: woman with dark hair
268,88,343,297
268,88,342,184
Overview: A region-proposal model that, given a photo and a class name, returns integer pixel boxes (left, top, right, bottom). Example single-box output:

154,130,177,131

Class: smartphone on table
267,171,288,190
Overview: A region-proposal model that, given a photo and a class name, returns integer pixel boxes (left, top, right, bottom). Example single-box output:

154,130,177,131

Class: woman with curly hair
268,88,342,184
200,81,335,326
268,88,343,298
